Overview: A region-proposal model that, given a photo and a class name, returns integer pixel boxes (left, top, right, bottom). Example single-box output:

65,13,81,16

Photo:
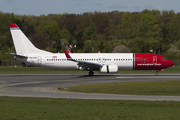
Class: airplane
9,23,174,76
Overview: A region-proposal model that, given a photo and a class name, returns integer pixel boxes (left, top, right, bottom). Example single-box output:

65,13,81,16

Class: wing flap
77,61,102,70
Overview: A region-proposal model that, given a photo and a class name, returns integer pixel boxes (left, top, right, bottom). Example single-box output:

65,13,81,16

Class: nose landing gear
155,70,159,76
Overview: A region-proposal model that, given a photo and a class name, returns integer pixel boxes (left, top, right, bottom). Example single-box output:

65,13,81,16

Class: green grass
0,67,179,119
61,80,180,96
0,97,179,120
0,66,179,74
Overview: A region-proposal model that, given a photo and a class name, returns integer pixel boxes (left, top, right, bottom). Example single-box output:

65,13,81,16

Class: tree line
0,9,180,60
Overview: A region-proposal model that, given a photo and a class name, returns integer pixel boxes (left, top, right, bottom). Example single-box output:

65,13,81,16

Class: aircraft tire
89,71,94,76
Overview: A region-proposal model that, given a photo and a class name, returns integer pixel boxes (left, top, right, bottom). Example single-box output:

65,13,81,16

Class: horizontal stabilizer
9,53,28,58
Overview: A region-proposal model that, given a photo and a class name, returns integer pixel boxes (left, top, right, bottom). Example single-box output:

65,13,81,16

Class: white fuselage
16,53,134,70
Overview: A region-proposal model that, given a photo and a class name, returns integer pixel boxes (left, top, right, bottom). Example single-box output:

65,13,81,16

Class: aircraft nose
168,60,174,67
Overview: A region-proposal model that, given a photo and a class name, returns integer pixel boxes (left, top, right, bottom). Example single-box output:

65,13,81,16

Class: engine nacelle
100,65,118,73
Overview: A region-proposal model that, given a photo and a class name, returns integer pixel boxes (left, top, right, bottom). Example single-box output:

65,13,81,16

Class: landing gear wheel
89,71,94,76
155,70,159,76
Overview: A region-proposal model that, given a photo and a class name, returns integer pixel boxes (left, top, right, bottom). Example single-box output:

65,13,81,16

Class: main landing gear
155,70,159,76
89,70,94,76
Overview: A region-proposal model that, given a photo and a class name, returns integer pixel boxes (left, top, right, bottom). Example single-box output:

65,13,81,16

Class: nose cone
168,60,174,67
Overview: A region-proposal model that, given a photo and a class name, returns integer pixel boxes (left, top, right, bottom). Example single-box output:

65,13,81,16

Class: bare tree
112,45,131,53
31,34,52,51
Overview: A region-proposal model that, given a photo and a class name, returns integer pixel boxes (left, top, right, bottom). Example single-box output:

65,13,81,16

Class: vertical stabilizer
9,23,51,55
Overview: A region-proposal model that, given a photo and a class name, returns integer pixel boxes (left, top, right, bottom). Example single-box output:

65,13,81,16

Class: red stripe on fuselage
134,53,173,70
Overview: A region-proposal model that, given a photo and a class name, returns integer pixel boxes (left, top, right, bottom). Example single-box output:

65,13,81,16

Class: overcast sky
0,0,180,16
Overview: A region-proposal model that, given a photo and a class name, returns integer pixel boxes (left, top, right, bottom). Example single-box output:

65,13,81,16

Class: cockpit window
161,58,167,60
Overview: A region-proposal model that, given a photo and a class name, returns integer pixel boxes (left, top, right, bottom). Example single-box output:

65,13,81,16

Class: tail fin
9,23,51,55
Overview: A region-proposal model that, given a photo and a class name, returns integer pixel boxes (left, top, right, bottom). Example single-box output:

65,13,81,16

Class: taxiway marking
116,76,176,79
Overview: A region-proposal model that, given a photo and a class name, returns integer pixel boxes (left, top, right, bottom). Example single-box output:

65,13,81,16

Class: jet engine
100,65,118,73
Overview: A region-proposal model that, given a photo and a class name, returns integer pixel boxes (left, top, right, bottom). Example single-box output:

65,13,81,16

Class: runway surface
0,73,180,101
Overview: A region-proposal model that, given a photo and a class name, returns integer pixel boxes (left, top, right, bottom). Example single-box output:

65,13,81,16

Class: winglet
63,49,72,59
67,48,71,53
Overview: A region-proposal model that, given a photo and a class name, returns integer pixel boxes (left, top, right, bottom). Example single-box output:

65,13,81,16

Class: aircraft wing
9,53,28,58
63,49,102,70
77,61,102,70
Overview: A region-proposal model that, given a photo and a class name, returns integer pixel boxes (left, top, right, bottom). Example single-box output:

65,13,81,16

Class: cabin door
153,56,157,65
37,56,42,66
